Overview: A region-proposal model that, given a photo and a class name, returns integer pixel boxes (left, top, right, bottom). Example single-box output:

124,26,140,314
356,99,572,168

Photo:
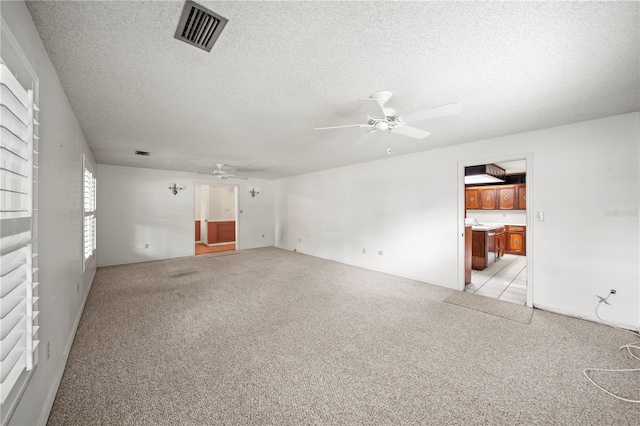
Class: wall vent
135,150,150,156
174,1,228,52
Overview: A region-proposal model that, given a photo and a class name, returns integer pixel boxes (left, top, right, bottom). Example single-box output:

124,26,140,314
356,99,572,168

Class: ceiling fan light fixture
375,121,389,131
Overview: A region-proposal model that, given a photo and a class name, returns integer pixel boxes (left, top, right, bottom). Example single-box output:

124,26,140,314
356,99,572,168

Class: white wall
275,113,640,330
97,165,275,266
1,2,97,425
467,210,526,225
208,185,236,221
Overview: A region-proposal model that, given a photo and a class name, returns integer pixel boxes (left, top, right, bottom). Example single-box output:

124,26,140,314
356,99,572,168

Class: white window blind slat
0,299,26,339
0,105,27,143
0,281,27,319
0,246,27,276
1,128,30,160
0,85,28,124
0,264,27,297
0,64,28,107
0,318,25,360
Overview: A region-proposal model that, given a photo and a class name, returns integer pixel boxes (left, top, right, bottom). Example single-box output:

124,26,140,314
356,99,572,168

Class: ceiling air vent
135,150,150,156
174,1,228,52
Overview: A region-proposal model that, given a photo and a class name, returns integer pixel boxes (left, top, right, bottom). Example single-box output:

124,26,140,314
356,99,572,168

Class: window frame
82,154,96,272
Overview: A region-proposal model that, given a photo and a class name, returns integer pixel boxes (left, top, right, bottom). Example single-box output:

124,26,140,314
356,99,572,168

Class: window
0,60,39,405
83,155,96,272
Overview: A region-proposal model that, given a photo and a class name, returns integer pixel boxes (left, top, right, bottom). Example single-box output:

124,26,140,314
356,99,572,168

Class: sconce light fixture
249,187,260,198
169,183,185,195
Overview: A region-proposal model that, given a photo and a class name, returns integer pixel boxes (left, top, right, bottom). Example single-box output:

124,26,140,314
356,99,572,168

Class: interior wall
275,113,640,330
208,185,236,221
97,165,274,266
467,210,526,225
1,2,98,425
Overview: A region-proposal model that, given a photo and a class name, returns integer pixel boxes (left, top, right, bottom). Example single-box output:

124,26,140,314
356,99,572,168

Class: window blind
83,156,96,271
0,61,39,405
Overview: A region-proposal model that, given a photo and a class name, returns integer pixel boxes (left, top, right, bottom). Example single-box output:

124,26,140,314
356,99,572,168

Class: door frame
457,153,534,307
193,182,239,253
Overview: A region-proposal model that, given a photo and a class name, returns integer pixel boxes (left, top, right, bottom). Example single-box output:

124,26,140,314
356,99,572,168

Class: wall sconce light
169,183,185,195
249,187,260,198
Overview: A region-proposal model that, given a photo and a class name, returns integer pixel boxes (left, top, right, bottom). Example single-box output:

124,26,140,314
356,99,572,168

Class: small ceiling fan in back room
315,91,461,154
197,164,247,180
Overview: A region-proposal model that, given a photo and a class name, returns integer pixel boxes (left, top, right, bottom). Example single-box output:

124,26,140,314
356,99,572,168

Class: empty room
1,1,639,425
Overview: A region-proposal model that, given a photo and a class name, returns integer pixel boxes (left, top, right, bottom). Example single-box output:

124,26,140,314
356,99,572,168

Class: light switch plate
536,211,545,222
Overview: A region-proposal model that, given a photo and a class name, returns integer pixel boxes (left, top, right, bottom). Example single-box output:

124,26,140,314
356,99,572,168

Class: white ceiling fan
315,91,462,146
198,164,247,180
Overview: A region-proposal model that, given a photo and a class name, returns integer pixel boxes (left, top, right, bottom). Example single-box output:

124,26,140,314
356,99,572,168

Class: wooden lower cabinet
505,225,525,255
495,228,505,259
465,226,472,284
195,220,201,241
207,221,236,244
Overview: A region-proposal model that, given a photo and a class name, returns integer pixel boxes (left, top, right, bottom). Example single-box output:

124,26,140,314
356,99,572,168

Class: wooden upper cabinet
497,186,516,210
465,188,479,210
479,188,496,209
516,184,527,210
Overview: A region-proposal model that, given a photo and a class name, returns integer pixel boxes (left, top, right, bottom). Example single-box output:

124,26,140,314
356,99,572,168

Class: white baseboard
38,267,96,425
534,302,639,332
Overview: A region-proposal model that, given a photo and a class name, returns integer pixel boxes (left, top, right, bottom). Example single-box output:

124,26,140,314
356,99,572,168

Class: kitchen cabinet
207,220,236,244
464,183,526,211
505,225,525,255
497,186,515,210
495,227,505,259
516,184,526,210
479,188,496,210
465,225,472,284
465,189,479,210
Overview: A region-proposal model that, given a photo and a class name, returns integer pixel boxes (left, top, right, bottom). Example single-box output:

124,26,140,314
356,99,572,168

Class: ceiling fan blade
315,124,370,130
358,98,386,118
354,129,377,145
224,173,248,180
392,125,431,139
399,102,462,124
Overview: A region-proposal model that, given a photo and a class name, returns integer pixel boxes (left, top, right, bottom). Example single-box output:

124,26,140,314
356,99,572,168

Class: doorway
194,184,237,255
459,157,532,307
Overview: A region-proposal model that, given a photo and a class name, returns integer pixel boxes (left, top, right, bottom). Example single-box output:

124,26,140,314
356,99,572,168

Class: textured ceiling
26,1,639,180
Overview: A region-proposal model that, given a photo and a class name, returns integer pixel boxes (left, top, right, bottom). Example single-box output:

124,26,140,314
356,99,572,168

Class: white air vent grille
174,1,228,52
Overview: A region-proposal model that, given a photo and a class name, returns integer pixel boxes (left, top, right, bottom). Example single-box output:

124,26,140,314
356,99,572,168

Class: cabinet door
507,232,525,255
498,186,515,210
517,185,527,210
465,188,479,210
479,188,496,209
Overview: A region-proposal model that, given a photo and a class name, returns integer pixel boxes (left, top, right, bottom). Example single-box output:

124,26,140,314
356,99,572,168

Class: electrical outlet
610,289,616,295
46,341,50,360
76,282,80,293
145,243,149,248
362,248,366,254
378,250,383,255
262,234,265,238
298,237,301,243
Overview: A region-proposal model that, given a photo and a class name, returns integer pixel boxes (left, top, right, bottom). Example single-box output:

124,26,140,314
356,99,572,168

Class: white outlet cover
536,211,545,222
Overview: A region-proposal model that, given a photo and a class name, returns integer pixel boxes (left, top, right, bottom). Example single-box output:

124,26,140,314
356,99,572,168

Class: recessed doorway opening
460,157,532,307
195,184,237,255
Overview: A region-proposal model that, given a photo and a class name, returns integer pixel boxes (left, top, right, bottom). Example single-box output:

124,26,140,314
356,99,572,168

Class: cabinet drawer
506,225,525,232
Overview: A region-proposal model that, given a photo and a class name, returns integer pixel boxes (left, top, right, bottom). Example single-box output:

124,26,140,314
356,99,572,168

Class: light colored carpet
47,247,640,425
443,290,534,324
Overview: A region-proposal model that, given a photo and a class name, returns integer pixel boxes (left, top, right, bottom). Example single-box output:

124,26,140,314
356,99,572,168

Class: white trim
457,153,534,307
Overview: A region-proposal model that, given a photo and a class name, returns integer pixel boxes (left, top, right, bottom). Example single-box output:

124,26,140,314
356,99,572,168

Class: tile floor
465,254,527,305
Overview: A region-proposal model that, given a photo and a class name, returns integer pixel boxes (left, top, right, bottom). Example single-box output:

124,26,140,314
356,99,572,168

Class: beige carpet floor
48,247,640,425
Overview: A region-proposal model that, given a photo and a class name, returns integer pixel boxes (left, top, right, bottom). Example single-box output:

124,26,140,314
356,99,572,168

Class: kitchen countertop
468,222,526,231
